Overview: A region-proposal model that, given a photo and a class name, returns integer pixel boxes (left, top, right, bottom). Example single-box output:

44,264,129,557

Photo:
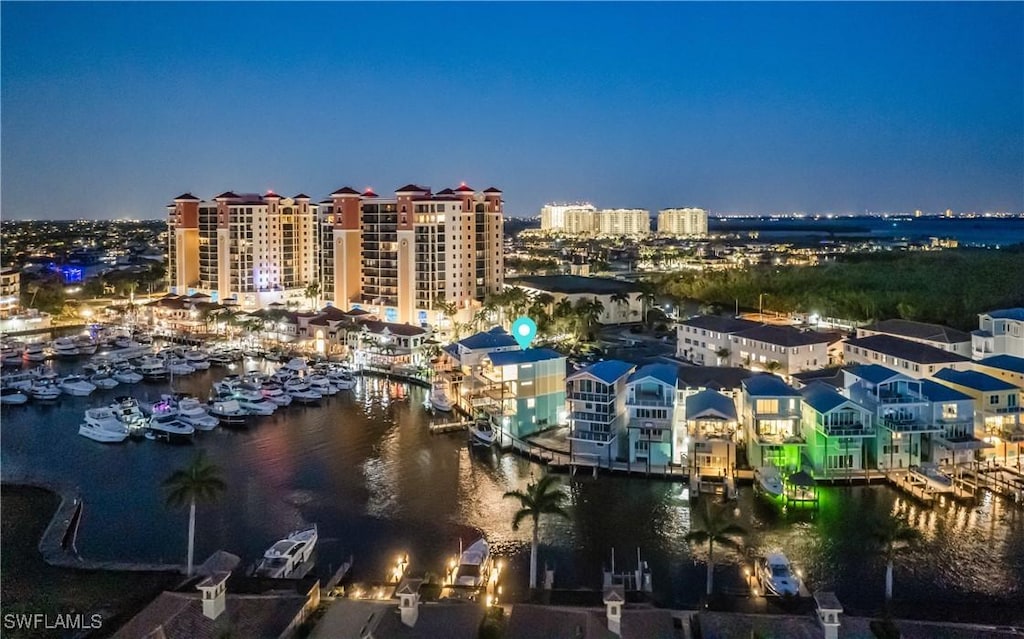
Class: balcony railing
567,391,615,403
570,430,615,443
571,411,615,424
627,395,673,407
823,424,873,437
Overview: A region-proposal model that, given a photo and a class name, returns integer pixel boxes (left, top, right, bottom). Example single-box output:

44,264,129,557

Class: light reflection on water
1,365,1022,612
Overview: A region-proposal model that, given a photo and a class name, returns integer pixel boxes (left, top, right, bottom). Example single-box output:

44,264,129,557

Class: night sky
2,2,1021,220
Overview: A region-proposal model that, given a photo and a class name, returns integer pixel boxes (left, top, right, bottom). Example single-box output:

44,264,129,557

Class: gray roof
742,373,800,397
628,363,677,386
112,591,308,639
506,604,674,639
569,360,635,384
732,324,832,347
311,599,485,639
801,382,852,414
675,366,752,391
791,366,846,389
863,319,971,344
509,275,642,295
845,334,970,364
679,315,760,334
685,389,738,421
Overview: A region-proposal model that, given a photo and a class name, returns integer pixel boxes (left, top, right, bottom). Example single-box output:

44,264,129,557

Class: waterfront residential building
346,320,430,372
683,389,740,492
972,308,1024,359
843,365,942,470
800,382,874,477
932,368,1024,462
480,348,567,440
741,374,805,470
598,208,651,236
567,360,635,468
625,364,678,466
920,380,987,466
540,202,597,233
657,208,708,236
856,319,972,357
974,355,1024,389
438,326,520,415
167,191,318,308
0,267,20,318
509,275,644,325
843,334,972,379
676,315,761,365
727,325,832,376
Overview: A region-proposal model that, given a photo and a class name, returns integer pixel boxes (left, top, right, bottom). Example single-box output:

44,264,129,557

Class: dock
429,421,471,435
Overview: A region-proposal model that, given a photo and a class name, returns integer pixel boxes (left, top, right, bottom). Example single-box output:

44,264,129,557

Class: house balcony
822,424,874,438
626,394,673,407
877,392,928,405
569,429,616,443
880,416,944,433
754,432,805,446
571,411,615,425
567,391,617,403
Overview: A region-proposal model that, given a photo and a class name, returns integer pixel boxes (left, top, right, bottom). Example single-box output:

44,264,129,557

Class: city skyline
2,2,1022,221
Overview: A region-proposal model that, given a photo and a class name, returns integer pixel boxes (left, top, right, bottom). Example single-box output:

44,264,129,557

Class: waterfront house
676,315,760,365
920,380,988,466
843,365,942,470
857,318,972,357
932,368,1024,464
973,354,1024,390
567,360,635,469
799,382,874,478
683,389,740,492
843,334,972,379
740,374,805,470
437,326,520,414
347,320,430,371
728,324,832,376
625,363,678,467
480,348,567,440
972,308,1024,359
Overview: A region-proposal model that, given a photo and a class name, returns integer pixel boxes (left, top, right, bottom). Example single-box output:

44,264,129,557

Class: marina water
2,363,1022,616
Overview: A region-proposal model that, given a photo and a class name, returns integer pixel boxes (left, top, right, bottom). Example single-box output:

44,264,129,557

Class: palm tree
871,513,922,606
304,280,321,310
714,347,731,364
503,474,570,591
764,360,783,374
685,499,748,597
164,452,227,577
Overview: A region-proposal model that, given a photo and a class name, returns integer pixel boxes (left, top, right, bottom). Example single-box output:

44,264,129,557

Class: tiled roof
509,275,642,295
483,187,502,193
800,382,851,414
933,368,1017,392
111,591,307,639
679,315,761,334
845,334,970,364
331,186,360,196
978,355,1024,375
487,348,563,366
848,364,903,385
506,604,674,639
863,319,970,344
791,366,846,389
732,325,831,347
921,379,972,402
454,183,474,192
457,327,518,350
628,363,677,386
311,599,485,639
569,360,634,384
742,373,800,397
395,184,430,193
684,389,737,421
359,320,427,337
675,366,752,391
174,193,199,201
293,193,310,199
436,188,455,195
214,191,239,199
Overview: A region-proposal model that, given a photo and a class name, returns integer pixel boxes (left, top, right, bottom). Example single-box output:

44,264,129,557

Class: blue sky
2,2,1021,219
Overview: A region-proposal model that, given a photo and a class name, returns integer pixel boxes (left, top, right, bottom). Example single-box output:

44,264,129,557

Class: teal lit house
481,348,567,440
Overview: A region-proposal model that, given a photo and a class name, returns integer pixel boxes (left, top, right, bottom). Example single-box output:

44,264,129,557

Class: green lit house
741,374,805,471
799,382,874,478
481,348,567,441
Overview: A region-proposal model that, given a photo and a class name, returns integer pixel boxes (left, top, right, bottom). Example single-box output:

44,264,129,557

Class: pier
429,420,472,435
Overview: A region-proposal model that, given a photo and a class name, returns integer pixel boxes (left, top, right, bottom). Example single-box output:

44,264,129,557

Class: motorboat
328,370,356,391
757,552,802,597
254,525,318,579
430,382,453,413
175,397,220,431
112,364,144,384
469,417,496,446
452,538,491,588
213,375,242,396
1,344,24,366
183,350,211,369
27,379,62,401
146,413,196,443
109,396,150,437
208,351,234,366
209,398,249,427
59,375,97,396
138,358,169,381
79,408,129,443
755,466,784,498
75,336,98,355
165,358,196,376
234,394,277,416
90,372,120,390
308,375,338,396
281,357,308,373
261,383,293,407
23,342,47,362
0,387,29,405
284,381,321,405
52,337,80,358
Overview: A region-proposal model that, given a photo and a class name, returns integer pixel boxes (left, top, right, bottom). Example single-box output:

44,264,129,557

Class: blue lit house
625,364,678,467
566,360,635,468
480,348,567,441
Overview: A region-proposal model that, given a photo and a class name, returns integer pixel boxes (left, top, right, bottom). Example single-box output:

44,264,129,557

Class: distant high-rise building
598,209,650,236
658,208,708,236
541,203,596,233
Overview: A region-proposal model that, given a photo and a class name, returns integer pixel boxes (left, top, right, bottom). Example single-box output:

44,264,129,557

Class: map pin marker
511,316,537,351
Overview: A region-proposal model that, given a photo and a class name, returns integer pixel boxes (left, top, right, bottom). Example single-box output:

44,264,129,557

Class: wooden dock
429,421,471,435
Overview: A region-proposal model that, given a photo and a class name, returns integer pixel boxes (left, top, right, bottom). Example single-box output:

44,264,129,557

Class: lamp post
759,293,767,323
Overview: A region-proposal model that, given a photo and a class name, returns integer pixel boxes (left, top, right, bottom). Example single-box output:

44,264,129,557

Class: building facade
598,209,650,236
657,208,708,236
566,360,634,468
540,203,596,233
972,308,1024,359
0,267,20,318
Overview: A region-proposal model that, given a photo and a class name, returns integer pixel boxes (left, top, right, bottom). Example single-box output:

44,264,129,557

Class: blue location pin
511,316,537,350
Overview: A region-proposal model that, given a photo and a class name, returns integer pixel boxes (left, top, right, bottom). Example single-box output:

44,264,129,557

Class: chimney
396,578,423,627
814,591,843,639
603,585,625,636
196,571,230,621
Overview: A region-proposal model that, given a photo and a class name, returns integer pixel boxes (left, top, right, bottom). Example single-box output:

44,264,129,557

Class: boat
909,464,955,493
138,358,169,381
147,413,196,443
0,387,29,405
430,382,453,412
281,357,307,372
285,381,321,405
79,408,129,443
165,358,196,376
209,398,250,427
234,393,277,416
308,375,338,396
452,538,491,588
755,466,784,497
59,374,97,396
261,383,293,407
208,351,234,366
328,370,356,390
469,417,496,446
254,525,318,579
1,344,24,366
112,364,144,384
90,372,120,390
757,552,802,597
183,350,211,369
23,342,47,362
175,397,220,431
27,379,62,401
52,337,80,358
75,336,98,355
109,396,150,437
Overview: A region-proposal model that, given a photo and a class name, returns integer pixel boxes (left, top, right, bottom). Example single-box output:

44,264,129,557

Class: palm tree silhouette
503,474,570,591
164,452,227,577
685,499,748,596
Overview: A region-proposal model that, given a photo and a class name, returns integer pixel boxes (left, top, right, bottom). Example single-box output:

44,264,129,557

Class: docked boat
109,396,150,437
208,351,234,366
27,379,62,401
59,375,97,396
308,375,338,396
90,372,120,390
209,398,249,427
1,344,25,366
138,358,169,381
284,381,321,405
79,408,129,443
281,357,308,373
175,397,220,431
757,552,802,597
23,342,47,362
147,413,196,443
755,466,784,497
452,538,491,588
261,383,293,407
52,337,80,358
254,525,318,579
328,370,356,390
234,393,277,416
75,336,98,355
430,382,453,412
183,350,211,370
112,364,144,384
165,358,196,376
0,387,29,405
469,417,496,446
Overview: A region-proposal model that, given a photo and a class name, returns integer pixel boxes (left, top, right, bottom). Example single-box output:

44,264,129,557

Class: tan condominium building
540,202,597,233
168,191,317,309
598,208,650,236
318,183,504,326
658,207,708,236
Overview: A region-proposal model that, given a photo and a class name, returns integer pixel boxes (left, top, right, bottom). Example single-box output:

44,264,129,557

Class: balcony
567,391,615,403
823,423,873,437
627,394,672,407
880,416,943,433
878,392,927,405
570,430,616,443
571,411,615,425
755,431,805,446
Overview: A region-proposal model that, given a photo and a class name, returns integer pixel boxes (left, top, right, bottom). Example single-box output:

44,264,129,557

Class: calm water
2,363,1023,615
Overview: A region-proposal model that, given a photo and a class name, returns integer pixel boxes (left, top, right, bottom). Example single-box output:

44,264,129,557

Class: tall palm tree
304,280,321,311
685,499,748,596
164,452,227,577
503,474,570,590
871,513,922,606
764,360,783,374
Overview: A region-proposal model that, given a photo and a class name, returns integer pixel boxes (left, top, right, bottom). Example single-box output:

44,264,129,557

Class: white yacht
165,358,196,376
208,351,234,366
147,413,196,443
469,417,496,446
328,370,356,391
284,380,321,405
90,372,120,390
27,379,62,401
209,398,249,427
234,393,276,416
112,364,144,384
254,525,318,579
452,538,491,588
52,337,80,358
138,358,168,381
109,396,150,437
755,466,784,498
1,344,25,366
79,407,129,443
308,375,338,396
430,382,454,413
261,383,293,407
757,552,802,597
0,387,29,405
183,350,211,369
23,342,47,362
59,375,97,396
75,336,98,355
281,357,308,373
175,397,220,431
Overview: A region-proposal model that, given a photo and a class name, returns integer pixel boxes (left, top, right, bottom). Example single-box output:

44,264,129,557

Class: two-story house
919,379,985,466
676,316,760,365
843,334,972,379
856,319,972,357
741,374,805,471
566,360,635,469
625,364,678,467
